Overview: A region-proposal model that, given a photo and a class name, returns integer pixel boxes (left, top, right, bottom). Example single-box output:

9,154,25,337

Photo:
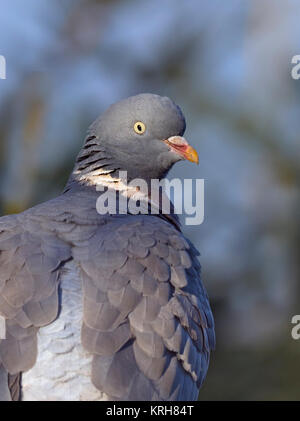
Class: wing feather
0,213,72,400
74,215,215,401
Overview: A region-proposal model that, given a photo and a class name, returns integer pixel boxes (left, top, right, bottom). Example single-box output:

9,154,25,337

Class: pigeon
0,93,215,401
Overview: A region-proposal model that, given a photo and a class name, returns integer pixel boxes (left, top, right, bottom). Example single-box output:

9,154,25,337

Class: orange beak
163,136,199,164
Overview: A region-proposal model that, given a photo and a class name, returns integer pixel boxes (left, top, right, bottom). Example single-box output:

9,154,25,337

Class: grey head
71,93,198,186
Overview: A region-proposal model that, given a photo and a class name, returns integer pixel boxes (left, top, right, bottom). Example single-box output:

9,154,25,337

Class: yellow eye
134,121,146,135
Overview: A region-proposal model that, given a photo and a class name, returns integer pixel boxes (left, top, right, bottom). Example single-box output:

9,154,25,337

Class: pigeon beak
163,136,199,164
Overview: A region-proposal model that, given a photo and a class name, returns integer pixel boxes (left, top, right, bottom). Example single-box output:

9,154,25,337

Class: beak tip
185,146,199,165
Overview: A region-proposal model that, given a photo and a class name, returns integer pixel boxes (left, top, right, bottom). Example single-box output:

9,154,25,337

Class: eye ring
134,121,146,135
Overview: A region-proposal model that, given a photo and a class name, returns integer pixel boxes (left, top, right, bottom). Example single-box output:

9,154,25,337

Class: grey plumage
0,93,215,401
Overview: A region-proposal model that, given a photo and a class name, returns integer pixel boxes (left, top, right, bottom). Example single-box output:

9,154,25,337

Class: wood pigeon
0,93,215,401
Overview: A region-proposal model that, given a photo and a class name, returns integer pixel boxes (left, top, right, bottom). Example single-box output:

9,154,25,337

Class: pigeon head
73,93,198,185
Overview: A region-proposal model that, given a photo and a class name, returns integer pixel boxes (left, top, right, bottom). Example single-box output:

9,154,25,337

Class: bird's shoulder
0,201,74,391
72,214,215,400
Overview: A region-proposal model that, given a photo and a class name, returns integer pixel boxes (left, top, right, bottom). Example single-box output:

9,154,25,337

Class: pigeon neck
67,133,119,188
64,171,181,231
64,134,181,230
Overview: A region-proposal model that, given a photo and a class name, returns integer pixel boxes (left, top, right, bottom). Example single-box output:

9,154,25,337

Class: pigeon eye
134,121,146,135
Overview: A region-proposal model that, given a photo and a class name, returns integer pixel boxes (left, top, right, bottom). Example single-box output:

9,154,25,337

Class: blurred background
0,0,299,400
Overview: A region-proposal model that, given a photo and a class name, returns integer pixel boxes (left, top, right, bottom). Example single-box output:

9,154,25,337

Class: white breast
22,261,106,401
